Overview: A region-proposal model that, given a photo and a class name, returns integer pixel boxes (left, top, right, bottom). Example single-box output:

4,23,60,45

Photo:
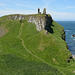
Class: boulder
72,34,75,37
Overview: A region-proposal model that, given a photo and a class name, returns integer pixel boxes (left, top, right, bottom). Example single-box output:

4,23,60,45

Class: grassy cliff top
0,14,47,17
0,14,75,75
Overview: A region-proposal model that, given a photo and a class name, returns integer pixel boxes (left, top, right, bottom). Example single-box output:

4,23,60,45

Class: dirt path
18,23,46,62
18,23,65,75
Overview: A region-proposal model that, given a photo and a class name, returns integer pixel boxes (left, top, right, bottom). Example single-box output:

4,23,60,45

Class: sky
0,0,75,21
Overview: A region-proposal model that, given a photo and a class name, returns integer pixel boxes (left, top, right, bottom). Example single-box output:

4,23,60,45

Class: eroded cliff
7,14,52,31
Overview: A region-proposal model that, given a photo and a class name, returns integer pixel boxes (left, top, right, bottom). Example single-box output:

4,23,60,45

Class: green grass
0,54,64,75
0,14,75,75
20,20,71,65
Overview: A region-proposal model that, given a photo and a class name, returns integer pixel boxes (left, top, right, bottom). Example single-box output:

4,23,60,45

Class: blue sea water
56,21,75,55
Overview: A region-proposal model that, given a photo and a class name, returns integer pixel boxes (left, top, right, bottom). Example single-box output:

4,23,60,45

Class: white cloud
0,3,6,6
0,9,75,21
66,6,75,9
47,10,75,21
0,9,37,17
16,4,32,8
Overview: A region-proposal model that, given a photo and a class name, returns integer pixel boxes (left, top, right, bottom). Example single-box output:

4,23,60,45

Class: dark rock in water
72,34,75,37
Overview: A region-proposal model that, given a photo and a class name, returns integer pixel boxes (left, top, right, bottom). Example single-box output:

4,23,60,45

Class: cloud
0,3,6,6
0,9,75,21
15,3,32,8
66,6,75,9
48,10,75,21
0,9,37,17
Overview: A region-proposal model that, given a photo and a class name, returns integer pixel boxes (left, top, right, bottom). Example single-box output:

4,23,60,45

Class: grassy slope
0,15,75,75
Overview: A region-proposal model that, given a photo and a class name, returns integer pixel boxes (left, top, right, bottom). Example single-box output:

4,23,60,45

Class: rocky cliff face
7,14,66,41
61,29,65,41
7,14,52,31
0,25,8,37
7,15,25,20
28,15,46,31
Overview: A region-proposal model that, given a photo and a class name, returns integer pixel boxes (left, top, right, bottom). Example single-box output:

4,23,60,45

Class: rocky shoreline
72,55,75,59
72,34,75,37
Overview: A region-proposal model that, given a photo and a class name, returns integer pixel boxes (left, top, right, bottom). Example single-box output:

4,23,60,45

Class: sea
56,21,75,55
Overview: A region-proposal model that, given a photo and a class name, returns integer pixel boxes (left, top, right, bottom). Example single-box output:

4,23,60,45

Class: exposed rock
7,14,52,31
66,59,70,63
45,30,48,35
0,25,8,37
45,15,53,33
7,15,25,20
43,8,46,15
7,8,53,31
72,34,75,37
72,55,75,59
61,29,65,40
73,71,75,73
38,8,41,14
28,15,46,31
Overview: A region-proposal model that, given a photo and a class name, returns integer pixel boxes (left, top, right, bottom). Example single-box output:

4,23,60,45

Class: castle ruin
43,8,46,15
7,8,52,31
38,8,46,15
38,8,41,14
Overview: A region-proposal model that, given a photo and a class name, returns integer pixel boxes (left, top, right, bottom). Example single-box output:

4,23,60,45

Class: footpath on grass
18,23,66,75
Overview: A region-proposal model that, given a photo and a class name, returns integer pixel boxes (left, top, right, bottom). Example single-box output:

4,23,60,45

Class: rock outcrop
28,15,46,31
28,15,52,31
7,8,52,31
7,15,25,21
0,25,8,37
61,29,65,40
72,34,75,37
7,14,52,31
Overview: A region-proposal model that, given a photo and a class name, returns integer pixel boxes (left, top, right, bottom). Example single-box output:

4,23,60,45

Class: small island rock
72,34,75,37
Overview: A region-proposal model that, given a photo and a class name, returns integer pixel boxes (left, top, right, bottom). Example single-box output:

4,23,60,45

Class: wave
71,36,73,38
73,39,75,40
71,36,75,38
71,47,75,51
65,30,70,31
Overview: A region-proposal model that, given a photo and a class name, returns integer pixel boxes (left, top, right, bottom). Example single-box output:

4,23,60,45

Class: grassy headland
0,14,75,75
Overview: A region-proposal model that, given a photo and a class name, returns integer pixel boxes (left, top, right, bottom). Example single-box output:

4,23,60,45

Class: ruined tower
43,8,46,15
38,8,41,14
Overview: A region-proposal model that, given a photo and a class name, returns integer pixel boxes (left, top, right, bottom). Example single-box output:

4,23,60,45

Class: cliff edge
0,9,74,75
